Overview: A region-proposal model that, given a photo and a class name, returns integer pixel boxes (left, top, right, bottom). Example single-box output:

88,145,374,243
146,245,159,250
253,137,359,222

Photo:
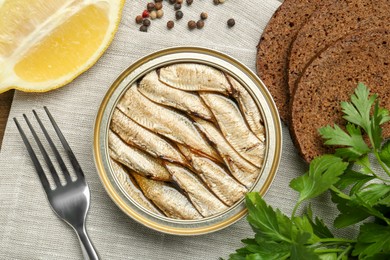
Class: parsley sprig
229,84,390,260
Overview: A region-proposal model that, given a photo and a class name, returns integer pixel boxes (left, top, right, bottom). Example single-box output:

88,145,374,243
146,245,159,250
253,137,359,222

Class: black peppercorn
169,0,176,4
196,20,204,29
175,10,183,20
188,20,196,30
140,25,148,32
135,15,143,24
167,20,175,29
213,0,219,5
143,18,151,27
186,0,193,5
174,3,181,10
200,12,208,20
147,2,155,11
227,18,235,27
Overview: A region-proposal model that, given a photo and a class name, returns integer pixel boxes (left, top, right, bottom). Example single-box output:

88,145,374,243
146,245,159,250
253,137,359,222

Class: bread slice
288,0,390,97
290,28,390,163
256,0,325,122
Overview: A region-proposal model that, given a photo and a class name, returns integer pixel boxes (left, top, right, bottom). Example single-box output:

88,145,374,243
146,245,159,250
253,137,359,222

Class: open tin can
93,47,282,235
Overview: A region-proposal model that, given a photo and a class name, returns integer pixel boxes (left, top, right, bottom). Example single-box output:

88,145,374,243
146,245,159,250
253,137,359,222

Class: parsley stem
330,186,351,200
337,245,353,260
314,248,345,254
291,200,302,218
317,238,355,244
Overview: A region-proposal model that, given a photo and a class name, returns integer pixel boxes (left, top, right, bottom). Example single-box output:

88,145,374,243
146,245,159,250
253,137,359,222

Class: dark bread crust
288,0,390,97
290,28,390,163
256,0,325,122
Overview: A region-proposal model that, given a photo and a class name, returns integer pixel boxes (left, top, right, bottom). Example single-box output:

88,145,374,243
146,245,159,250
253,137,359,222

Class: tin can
93,47,282,235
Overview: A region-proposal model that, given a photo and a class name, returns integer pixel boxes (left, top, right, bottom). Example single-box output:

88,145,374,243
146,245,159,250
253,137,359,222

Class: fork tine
23,114,62,188
44,107,84,178
33,110,72,183
14,117,51,192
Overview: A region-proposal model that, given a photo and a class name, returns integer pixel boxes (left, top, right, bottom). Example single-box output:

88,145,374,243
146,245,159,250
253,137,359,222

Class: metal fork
14,107,99,260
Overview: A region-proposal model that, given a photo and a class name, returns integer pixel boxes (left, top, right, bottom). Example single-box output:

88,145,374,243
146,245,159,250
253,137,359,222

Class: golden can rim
93,46,282,235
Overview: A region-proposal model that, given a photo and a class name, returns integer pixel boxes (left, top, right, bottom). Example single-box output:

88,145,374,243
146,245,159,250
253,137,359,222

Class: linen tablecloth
0,0,348,259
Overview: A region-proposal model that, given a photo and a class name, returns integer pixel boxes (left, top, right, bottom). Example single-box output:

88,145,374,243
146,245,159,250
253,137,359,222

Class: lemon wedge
0,0,124,93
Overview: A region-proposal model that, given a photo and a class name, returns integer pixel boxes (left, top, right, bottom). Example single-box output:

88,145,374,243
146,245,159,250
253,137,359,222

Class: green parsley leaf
290,232,320,260
245,193,292,242
319,123,370,160
290,155,348,203
355,184,390,207
306,206,334,238
371,102,384,149
335,167,375,194
353,223,390,258
292,215,319,243
332,192,371,228
379,140,390,167
340,83,374,134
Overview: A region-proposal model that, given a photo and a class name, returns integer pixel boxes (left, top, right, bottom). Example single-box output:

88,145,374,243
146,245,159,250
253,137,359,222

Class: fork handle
76,225,99,260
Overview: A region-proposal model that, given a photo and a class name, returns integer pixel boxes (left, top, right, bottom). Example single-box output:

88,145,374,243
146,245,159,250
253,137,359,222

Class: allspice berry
196,20,204,29
177,0,183,3
188,20,196,30
135,15,143,24
155,2,163,10
167,20,175,29
227,18,235,27
200,12,208,20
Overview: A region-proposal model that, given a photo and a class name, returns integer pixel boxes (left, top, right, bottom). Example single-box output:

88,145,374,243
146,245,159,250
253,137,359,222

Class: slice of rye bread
290,28,390,163
256,0,327,123
288,0,390,97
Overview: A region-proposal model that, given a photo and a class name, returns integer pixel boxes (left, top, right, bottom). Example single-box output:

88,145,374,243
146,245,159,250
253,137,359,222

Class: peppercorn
154,0,163,2
156,9,164,18
167,20,175,29
150,11,157,20
200,12,208,20
227,18,235,27
155,2,163,10
174,3,181,10
175,10,183,20
140,25,148,32
196,20,204,29
143,18,151,27
135,15,143,24
142,10,150,18
169,0,176,4
218,0,225,3
147,2,155,11
213,0,219,5
188,20,196,30
186,0,193,5
177,0,183,3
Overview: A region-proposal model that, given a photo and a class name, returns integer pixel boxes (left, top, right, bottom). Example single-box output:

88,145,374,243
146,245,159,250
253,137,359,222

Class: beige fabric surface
0,0,345,259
